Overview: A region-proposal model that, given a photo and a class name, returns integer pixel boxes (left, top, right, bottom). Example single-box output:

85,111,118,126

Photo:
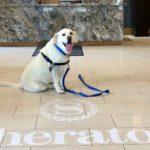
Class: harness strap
54,44,68,56
62,67,109,97
41,52,70,71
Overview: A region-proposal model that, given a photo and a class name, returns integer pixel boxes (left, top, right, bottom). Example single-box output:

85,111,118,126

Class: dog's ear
53,32,58,44
73,31,78,43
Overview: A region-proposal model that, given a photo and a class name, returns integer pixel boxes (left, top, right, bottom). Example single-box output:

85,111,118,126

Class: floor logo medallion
40,100,98,122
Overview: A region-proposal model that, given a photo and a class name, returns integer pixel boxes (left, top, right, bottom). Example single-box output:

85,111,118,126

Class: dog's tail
0,82,21,89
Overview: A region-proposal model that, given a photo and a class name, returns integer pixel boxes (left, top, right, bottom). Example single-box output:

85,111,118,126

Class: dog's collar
54,44,69,56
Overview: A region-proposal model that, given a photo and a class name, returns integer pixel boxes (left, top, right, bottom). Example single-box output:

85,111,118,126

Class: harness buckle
49,63,54,72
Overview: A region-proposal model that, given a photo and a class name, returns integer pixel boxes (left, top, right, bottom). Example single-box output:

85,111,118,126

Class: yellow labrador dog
0,28,77,93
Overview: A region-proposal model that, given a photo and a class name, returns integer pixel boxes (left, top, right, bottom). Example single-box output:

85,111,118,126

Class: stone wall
0,0,123,42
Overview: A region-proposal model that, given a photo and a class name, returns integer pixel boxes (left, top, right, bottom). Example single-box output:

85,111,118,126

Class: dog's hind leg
23,81,49,92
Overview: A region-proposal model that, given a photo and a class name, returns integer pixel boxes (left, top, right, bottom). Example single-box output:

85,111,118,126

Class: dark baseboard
0,42,39,47
0,41,122,47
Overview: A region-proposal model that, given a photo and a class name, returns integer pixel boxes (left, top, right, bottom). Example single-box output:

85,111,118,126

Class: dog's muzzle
67,36,72,44
63,36,74,53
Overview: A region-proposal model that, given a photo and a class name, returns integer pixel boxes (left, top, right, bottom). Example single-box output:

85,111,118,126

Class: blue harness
41,44,109,97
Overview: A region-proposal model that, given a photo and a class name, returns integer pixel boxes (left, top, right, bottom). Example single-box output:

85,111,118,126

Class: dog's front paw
56,88,65,94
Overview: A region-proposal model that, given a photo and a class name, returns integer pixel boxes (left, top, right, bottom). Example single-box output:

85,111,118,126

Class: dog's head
53,28,78,54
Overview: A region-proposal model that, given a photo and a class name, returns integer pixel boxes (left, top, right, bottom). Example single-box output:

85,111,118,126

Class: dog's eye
62,33,66,36
70,32,73,35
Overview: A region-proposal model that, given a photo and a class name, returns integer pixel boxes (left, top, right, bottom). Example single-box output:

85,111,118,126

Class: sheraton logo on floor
40,100,97,122
1,128,150,146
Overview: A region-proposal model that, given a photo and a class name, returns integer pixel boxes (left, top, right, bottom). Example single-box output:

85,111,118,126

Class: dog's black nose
67,36,72,44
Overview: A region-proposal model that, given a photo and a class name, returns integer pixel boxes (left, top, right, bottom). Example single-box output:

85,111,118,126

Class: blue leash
41,44,109,97
62,67,109,97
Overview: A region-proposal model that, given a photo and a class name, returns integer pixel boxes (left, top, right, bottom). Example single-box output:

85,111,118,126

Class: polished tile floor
0,37,150,149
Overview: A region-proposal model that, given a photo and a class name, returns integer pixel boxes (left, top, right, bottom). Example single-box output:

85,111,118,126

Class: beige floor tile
0,106,16,117
0,95,41,106
138,86,150,94
0,67,23,76
124,145,150,150
90,61,121,70
0,75,21,83
112,114,150,127
41,95,81,104
107,86,140,95
127,74,150,81
14,106,40,117
79,97,104,104
0,148,30,150
103,95,150,104
2,129,90,147
0,117,36,129
76,70,96,82
123,70,150,81
99,81,150,87
66,78,98,90
63,79,83,89
32,145,124,150
0,67,10,75
22,89,57,97
80,83,104,95
20,95,41,105
36,115,114,129
40,96,85,106
97,83,140,95
0,88,23,97
92,70,129,82
92,103,150,115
